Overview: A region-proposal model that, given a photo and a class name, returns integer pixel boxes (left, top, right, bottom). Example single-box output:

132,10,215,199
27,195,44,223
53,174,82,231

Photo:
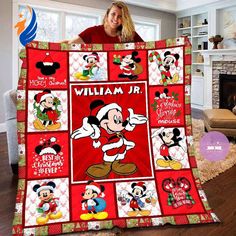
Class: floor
1,109,236,235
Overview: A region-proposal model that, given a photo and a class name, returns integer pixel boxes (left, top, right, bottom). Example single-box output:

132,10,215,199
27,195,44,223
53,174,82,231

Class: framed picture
223,7,236,48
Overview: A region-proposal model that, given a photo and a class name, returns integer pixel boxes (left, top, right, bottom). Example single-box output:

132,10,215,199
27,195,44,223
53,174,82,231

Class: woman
64,1,143,44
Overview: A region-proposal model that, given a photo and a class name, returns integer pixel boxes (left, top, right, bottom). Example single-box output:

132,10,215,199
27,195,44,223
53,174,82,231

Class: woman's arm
59,36,85,44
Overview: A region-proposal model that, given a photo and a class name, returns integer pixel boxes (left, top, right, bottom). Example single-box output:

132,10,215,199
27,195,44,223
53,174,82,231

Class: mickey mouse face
87,58,97,64
36,61,60,76
39,189,53,201
163,57,174,67
155,88,169,99
122,54,133,64
41,97,54,108
82,189,97,199
162,131,174,144
133,188,142,197
100,109,124,134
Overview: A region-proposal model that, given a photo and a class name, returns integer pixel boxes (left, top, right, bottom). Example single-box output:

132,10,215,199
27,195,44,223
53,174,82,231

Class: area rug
13,37,219,235
192,119,236,184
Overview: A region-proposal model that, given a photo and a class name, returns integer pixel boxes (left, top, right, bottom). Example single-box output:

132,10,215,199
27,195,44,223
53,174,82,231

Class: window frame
133,15,161,41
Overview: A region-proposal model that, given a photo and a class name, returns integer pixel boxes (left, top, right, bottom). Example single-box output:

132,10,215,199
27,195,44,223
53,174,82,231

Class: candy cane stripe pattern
148,51,162,65
149,51,167,86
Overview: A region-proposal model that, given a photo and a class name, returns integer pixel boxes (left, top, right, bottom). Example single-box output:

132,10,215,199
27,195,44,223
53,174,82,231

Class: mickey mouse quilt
13,37,219,235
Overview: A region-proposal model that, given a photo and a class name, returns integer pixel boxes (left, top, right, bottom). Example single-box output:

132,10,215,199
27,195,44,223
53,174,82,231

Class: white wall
52,0,177,39
176,0,221,11
0,0,12,127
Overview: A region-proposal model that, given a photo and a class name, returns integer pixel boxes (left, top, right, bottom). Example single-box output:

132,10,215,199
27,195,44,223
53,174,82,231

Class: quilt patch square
27,132,69,179
69,51,108,81
13,38,219,236
28,49,68,89
70,81,153,182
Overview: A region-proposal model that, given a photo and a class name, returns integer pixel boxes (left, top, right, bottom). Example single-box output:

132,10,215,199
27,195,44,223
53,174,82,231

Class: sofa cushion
3,89,17,120
203,109,236,129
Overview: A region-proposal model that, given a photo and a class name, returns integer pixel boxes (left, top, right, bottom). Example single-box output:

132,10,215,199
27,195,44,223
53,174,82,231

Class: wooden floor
1,113,236,235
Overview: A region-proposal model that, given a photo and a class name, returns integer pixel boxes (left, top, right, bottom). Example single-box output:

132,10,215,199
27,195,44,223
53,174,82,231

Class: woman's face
107,5,122,30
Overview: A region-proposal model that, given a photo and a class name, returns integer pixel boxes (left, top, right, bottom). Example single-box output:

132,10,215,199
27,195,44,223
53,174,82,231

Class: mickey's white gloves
87,199,96,206
71,117,100,140
151,127,165,138
125,108,148,131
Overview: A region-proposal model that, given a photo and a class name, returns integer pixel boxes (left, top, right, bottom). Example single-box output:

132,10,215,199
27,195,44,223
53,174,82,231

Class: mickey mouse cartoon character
33,89,62,131
71,99,148,179
33,181,62,225
154,88,171,100
36,52,60,76
155,127,184,170
113,51,143,80
74,52,100,81
80,180,108,221
149,50,180,85
127,182,151,217
161,51,180,81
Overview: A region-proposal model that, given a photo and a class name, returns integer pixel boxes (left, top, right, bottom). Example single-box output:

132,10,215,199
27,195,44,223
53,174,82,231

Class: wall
176,0,221,11
52,0,176,39
0,0,176,127
0,0,12,129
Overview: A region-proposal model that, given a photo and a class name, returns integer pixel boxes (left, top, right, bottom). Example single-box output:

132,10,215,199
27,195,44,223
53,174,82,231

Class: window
35,9,60,42
134,16,161,41
65,14,98,39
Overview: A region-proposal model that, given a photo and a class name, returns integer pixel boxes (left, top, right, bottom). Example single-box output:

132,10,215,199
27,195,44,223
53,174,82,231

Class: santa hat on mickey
166,53,180,71
90,101,122,122
87,53,99,62
35,90,54,105
38,137,59,156
36,182,55,194
43,52,54,66
175,60,180,70
134,181,146,191
86,181,105,197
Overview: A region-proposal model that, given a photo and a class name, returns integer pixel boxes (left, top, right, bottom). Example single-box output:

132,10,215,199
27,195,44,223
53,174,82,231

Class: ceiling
125,0,222,13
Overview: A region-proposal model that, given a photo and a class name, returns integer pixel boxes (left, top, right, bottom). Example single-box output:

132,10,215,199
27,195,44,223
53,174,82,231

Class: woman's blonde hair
103,1,135,42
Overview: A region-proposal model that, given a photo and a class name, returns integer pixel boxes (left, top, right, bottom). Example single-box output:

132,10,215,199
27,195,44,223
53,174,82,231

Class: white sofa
3,89,18,174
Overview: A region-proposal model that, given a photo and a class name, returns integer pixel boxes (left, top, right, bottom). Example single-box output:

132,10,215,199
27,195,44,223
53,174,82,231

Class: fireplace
219,74,236,110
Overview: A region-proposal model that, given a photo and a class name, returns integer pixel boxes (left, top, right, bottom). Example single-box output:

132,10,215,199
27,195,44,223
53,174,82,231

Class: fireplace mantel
199,49,236,110
201,49,236,65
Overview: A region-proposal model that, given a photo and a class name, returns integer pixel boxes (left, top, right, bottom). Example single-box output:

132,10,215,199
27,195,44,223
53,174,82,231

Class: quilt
13,37,219,235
